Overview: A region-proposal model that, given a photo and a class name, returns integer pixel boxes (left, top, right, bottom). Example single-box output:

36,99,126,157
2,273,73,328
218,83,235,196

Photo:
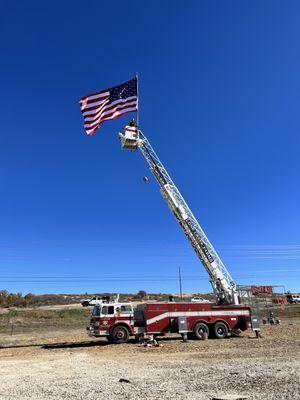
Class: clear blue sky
0,1,299,295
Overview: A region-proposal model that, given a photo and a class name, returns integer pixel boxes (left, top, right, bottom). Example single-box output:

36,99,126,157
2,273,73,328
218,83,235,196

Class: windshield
92,305,100,317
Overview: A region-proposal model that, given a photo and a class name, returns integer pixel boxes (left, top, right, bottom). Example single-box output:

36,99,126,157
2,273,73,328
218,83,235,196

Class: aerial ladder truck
88,123,257,344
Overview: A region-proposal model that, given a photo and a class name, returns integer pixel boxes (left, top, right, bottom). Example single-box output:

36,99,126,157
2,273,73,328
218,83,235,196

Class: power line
0,269,299,279
0,275,299,284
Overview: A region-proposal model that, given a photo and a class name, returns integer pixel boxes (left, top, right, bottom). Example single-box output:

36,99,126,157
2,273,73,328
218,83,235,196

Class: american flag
80,77,138,136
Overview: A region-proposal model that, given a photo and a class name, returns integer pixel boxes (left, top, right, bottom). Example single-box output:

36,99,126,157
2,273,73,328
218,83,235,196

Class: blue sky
0,1,299,294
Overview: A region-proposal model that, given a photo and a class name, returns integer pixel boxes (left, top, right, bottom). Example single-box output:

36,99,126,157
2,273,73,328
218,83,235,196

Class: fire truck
88,301,253,343
88,123,257,343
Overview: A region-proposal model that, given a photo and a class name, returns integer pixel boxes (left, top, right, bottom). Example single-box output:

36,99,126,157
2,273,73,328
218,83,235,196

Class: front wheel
110,326,130,344
213,322,228,339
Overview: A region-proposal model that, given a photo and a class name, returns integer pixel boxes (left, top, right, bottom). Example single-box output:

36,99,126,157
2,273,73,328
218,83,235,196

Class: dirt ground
0,321,299,400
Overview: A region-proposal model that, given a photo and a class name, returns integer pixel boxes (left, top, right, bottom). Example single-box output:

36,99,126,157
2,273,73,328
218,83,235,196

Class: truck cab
88,303,135,343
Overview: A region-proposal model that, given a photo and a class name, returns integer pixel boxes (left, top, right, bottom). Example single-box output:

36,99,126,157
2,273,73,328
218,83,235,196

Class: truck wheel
193,322,209,340
214,322,228,339
111,326,129,344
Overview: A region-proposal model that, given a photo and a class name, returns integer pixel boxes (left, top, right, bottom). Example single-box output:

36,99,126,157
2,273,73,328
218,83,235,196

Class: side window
101,306,108,315
120,305,132,314
108,306,114,314
102,305,114,315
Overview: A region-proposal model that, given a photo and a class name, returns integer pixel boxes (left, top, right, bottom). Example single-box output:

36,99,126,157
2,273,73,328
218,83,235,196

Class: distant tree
7,294,17,306
0,290,9,298
137,290,147,299
24,293,34,306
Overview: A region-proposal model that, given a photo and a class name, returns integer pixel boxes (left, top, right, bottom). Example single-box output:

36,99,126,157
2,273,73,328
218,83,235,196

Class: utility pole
179,266,183,300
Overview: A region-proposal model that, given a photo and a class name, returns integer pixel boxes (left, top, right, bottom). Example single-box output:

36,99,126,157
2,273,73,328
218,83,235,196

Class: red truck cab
88,302,135,343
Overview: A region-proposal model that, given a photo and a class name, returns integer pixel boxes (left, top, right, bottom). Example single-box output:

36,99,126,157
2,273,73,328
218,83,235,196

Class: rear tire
193,322,209,340
110,326,130,344
214,322,228,339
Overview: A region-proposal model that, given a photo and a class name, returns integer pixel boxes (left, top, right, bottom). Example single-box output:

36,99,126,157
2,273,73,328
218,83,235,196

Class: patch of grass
56,309,85,319
0,308,91,335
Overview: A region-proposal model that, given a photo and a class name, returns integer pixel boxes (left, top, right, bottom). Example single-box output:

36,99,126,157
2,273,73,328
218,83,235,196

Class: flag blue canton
109,77,137,103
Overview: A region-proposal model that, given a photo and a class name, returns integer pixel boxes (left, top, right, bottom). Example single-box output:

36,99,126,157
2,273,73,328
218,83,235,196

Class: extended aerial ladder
119,123,240,305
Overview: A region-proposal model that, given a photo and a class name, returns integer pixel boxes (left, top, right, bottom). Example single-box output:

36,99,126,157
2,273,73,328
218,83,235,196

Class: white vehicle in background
82,295,118,307
286,294,300,304
191,296,211,303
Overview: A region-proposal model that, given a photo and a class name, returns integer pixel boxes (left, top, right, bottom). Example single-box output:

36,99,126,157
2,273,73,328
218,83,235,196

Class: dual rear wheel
193,321,228,339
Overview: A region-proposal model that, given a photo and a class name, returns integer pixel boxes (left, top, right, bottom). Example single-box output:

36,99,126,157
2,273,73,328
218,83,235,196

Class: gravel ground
0,323,299,400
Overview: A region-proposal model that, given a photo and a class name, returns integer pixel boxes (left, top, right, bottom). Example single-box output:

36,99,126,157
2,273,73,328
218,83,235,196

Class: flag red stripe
81,102,107,115
86,108,137,136
82,96,137,118
81,89,109,100
80,95,109,109
84,100,137,129
82,99,109,122
83,99,137,127
83,98,137,125
101,96,137,113
85,106,137,134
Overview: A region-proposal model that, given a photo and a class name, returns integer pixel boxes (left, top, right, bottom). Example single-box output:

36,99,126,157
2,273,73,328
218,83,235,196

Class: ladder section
119,125,239,305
